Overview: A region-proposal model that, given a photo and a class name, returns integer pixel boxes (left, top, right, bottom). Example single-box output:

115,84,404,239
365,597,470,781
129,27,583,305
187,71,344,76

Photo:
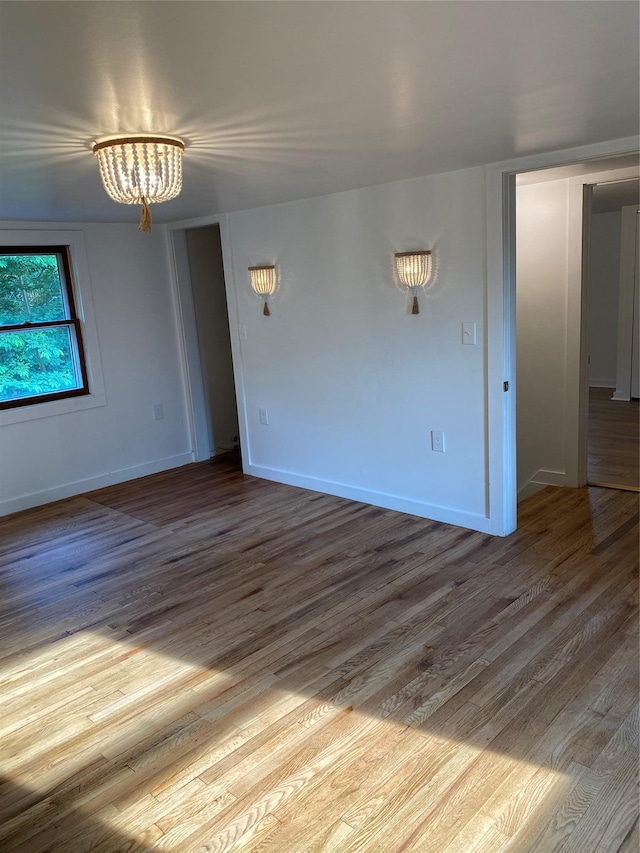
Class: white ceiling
0,1,638,225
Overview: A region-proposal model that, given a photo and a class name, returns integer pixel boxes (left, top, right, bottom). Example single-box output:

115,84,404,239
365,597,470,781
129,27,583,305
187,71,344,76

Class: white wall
516,181,570,497
185,225,238,456
589,211,621,387
0,221,193,514
227,168,489,531
2,142,634,531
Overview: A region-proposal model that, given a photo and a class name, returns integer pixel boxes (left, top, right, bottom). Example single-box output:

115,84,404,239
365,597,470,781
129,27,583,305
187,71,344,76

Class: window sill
0,389,107,425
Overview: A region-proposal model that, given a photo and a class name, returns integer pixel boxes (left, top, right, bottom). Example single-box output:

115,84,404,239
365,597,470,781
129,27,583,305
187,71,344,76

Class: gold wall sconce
395,250,432,314
248,265,277,315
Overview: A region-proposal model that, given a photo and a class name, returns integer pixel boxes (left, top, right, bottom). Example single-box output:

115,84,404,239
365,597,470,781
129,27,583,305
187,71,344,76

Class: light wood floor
0,457,638,853
588,387,639,491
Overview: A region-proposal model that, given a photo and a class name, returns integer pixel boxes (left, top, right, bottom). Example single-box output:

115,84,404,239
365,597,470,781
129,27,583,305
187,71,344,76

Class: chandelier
92,135,184,232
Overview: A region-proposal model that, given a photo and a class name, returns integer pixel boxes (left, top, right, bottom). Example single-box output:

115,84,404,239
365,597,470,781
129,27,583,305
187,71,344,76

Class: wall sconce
92,134,184,233
395,250,432,314
248,265,277,315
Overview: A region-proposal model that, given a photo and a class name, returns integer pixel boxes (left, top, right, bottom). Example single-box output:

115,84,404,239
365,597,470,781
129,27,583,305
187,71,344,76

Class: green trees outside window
0,248,89,408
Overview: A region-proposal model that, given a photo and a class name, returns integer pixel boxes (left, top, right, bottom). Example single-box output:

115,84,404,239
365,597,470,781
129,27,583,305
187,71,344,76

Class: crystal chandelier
92,135,184,232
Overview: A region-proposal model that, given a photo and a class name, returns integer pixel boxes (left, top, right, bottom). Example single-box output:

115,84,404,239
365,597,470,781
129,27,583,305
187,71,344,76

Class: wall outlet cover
431,430,445,452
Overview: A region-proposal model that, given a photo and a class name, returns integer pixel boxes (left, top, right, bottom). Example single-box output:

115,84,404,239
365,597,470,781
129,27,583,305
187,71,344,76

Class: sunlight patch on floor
1,632,570,853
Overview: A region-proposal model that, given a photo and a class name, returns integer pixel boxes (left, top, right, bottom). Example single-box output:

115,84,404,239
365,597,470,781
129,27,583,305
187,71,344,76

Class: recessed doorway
183,223,240,460
587,190,639,491
514,156,639,504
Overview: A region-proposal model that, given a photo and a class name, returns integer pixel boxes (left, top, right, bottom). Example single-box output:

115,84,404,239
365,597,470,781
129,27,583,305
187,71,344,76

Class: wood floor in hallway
0,457,638,853
588,387,639,491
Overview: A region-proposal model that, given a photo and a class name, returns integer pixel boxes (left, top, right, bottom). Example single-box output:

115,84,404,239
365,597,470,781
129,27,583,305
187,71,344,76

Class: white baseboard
517,480,547,502
0,452,195,516
517,468,567,502
244,462,503,535
588,380,616,389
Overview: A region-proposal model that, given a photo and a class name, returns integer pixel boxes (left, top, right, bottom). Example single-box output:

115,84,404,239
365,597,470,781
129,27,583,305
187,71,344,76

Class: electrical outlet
153,403,164,421
259,407,269,425
238,324,247,341
431,430,445,452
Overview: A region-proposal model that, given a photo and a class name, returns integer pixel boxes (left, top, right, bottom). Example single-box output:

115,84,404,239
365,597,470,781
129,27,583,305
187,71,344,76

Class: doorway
183,224,239,460
587,191,640,491
513,157,639,504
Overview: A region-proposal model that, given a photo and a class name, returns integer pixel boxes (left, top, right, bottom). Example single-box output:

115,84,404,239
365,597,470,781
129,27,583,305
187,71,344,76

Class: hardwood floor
588,387,639,491
0,457,638,852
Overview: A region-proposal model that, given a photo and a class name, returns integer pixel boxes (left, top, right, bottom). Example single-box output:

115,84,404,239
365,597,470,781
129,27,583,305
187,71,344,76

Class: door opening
587,192,640,491
513,157,639,509
183,224,240,460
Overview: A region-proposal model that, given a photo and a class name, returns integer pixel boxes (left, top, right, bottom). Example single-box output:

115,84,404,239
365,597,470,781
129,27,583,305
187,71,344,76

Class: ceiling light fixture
248,266,277,315
395,250,432,314
92,135,184,233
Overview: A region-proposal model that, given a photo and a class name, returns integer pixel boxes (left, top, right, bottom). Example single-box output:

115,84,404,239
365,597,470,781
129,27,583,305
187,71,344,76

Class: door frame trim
613,204,640,401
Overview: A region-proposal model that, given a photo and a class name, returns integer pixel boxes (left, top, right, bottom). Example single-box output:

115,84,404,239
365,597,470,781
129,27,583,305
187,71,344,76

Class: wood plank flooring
588,387,639,491
0,456,638,852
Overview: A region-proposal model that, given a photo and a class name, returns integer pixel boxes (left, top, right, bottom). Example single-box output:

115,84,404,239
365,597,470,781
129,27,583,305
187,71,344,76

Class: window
0,246,89,409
